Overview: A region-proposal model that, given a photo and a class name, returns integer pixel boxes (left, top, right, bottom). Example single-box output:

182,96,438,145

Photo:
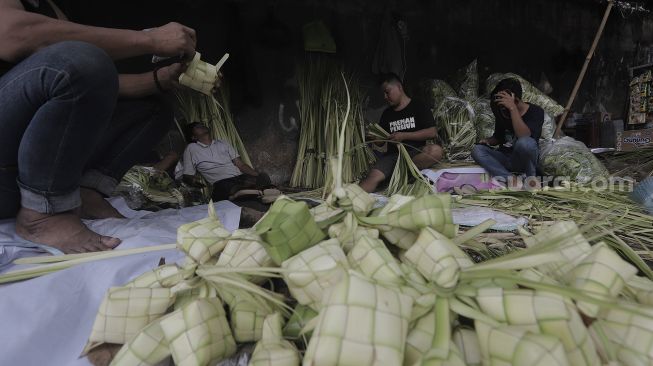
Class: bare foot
16,207,121,253
80,188,125,219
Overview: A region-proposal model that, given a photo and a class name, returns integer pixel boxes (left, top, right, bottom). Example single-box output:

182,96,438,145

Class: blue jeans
471,137,539,178
0,41,173,219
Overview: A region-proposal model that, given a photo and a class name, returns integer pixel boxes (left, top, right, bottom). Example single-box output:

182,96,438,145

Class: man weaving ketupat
360,73,444,193
0,0,198,253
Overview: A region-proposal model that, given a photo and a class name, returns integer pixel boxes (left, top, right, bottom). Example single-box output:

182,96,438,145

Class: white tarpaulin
0,198,241,366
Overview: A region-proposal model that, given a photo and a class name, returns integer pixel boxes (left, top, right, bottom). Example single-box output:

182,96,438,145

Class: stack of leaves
115,165,186,210
539,136,610,185
425,60,479,161
175,85,252,167
457,185,653,266
599,146,653,182
367,123,433,196
290,54,374,189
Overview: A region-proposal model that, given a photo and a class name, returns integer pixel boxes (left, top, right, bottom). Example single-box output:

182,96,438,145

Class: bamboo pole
554,0,614,138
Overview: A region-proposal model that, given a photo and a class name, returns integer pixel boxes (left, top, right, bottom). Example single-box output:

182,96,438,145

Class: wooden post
554,0,614,138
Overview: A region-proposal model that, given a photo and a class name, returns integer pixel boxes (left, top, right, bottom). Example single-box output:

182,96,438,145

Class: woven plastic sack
538,137,609,184
486,73,564,118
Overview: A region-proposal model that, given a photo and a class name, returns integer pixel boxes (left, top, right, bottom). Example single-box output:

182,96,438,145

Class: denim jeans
0,41,173,219
471,137,539,179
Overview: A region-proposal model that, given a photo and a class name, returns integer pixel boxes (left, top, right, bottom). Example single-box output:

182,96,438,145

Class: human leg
511,137,539,178
0,41,121,251
359,153,398,193
471,144,512,179
412,144,444,169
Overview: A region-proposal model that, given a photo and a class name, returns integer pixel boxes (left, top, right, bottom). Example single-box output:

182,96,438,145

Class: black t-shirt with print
491,102,545,149
379,99,435,154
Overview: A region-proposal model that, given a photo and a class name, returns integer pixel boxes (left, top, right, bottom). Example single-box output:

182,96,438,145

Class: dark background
54,0,653,183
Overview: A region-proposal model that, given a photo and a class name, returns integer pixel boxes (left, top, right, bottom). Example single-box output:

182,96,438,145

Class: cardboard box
616,128,653,151
600,120,624,148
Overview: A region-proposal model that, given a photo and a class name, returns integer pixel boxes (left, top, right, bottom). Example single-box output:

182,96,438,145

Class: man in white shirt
182,123,272,202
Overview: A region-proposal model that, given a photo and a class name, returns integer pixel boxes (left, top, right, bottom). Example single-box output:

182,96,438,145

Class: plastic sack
540,112,555,140
486,73,565,118
538,137,609,184
455,59,479,100
471,98,495,140
115,166,186,210
424,79,457,109
433,97,477,161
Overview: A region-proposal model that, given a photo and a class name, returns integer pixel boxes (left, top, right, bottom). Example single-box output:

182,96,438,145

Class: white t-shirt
182,140,242,184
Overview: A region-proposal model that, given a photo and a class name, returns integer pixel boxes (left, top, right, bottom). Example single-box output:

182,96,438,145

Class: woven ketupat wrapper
85,287,176,350
255,197,326,265
177,203,231,264
159,298,237,366
282,239,349,311
303,271,413,366
216,228,273,284
110,319,171,366
249,313,300,366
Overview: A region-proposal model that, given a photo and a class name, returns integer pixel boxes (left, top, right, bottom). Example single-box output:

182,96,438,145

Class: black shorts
370,150,420,179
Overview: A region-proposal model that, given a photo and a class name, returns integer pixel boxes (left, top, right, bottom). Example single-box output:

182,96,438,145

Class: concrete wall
65,0,651,184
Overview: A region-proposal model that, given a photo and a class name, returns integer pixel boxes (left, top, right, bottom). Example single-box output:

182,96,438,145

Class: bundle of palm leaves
290,54,374,189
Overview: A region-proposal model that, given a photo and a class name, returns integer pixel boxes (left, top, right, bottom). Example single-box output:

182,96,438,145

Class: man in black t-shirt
471,78,544,188
360,73,443,193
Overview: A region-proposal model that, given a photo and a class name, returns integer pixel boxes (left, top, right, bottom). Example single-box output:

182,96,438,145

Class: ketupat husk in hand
178,52,229,96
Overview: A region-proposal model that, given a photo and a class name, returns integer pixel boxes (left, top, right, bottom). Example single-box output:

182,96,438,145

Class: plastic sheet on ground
451,207,528,232
0,198,241,366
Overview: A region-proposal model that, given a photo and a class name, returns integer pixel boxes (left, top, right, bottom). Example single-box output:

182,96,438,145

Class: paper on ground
0,198,240,366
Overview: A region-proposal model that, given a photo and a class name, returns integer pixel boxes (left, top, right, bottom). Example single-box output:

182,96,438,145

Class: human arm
232,157,259,177
478,136,500,146
181,145,203,186
0,0,196,62
495,91,531,138
388,127,437,143
118,63,185,98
